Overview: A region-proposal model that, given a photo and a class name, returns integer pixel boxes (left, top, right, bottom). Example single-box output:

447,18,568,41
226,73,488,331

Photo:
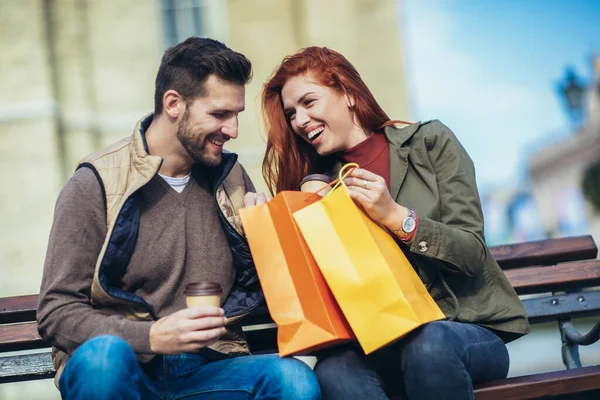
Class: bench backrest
1,235,600,383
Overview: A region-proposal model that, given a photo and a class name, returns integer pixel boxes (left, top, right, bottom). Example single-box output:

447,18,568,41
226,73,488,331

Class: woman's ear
345,93,355,108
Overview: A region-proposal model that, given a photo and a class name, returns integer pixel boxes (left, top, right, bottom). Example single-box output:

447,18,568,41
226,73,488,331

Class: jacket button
418,241,428,252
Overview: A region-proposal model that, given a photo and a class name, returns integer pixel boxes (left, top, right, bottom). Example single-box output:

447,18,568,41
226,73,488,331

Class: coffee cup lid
300,174,332,187
184,282,223,296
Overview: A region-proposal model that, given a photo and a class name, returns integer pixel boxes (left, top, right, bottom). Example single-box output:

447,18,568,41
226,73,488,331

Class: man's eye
213,113,226,119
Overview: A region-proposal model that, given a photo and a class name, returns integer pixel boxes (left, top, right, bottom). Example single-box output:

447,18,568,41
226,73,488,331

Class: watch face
402,217,416,233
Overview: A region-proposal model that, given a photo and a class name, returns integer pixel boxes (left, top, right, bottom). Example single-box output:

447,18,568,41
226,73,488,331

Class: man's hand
149,306,227,355
243,192,271,207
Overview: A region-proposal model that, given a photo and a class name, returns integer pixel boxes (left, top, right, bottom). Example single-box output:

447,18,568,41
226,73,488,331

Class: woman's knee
314,347,387,399
314,348,362,385
400,322,461,367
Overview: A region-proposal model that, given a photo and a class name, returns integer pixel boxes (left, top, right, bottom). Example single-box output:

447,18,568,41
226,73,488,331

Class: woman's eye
305,99,315,106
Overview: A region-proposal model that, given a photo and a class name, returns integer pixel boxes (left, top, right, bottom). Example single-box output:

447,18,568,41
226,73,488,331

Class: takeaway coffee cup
300,174,332,196
184,282,223,308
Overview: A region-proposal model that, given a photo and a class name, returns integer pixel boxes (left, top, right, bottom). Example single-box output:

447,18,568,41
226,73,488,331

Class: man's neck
145,114,194,178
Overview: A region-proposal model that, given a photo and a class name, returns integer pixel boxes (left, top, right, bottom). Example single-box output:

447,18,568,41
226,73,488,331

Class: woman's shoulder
384,119,458,148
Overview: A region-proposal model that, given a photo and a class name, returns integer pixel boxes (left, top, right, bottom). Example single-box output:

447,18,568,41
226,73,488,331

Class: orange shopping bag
293,163,445,354
239,191,353,356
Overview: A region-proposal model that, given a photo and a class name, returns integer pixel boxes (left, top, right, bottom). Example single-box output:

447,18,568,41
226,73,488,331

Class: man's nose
222,116,239,139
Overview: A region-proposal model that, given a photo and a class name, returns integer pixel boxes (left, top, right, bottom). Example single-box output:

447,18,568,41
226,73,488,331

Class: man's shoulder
79,136,132,170
60,166,105,210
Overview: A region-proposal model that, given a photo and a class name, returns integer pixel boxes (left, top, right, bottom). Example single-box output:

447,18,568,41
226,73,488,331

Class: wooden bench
1,235,600,399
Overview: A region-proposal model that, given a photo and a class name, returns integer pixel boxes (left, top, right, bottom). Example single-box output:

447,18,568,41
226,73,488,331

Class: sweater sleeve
407,121,487,277
37,167,153,355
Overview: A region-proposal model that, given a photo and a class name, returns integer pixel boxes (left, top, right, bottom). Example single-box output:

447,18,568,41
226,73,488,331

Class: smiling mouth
307,126,324,142
207,134,228,148
209,139,225,147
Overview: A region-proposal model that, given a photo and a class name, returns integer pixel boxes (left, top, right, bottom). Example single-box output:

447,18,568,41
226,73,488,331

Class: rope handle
304,163,359,201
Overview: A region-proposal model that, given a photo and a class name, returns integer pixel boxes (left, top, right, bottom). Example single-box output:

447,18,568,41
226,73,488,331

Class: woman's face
281,75,365,155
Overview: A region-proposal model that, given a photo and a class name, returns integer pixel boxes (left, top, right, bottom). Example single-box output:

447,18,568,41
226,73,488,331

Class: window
160,0,227,48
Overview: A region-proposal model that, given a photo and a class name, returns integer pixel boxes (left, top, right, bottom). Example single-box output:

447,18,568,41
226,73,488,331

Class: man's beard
176,111,225,168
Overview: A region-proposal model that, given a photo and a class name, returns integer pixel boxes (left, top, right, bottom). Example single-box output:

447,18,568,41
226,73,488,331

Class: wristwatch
393,208,417,242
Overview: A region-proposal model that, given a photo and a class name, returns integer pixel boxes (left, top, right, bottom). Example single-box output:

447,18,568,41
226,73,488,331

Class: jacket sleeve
407,120,487,277
37,167,153,355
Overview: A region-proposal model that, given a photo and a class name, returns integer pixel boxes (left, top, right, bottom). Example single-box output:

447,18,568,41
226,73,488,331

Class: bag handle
305,163,360,201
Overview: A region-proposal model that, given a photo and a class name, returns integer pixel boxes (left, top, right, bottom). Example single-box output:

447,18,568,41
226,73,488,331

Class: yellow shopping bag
293,163,445,354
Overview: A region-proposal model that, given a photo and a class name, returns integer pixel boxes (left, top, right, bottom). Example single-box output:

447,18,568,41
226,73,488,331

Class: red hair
262,46,407,194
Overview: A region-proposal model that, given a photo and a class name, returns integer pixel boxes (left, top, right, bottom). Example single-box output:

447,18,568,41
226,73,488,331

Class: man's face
177,75,245,167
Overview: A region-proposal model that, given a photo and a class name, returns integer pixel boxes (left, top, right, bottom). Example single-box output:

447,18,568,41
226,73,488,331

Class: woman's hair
261,46,403,194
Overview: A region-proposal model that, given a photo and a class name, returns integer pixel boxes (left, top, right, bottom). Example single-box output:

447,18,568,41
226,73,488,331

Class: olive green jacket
334,120,529,337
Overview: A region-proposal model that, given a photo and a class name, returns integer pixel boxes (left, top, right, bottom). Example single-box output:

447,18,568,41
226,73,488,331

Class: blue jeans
59,335,321,399
314,321,510,400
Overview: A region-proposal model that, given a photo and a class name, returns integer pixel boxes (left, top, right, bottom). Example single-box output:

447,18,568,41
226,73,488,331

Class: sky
399,0,600,195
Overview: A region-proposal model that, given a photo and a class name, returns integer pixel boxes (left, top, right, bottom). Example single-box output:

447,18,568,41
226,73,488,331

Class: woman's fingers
243,192,256,207
256,192,268,205
348,168,381,182
344,177,385,195
243,192,271,207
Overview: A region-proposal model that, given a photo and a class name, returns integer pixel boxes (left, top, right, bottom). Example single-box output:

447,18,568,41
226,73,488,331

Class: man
37,37,320,399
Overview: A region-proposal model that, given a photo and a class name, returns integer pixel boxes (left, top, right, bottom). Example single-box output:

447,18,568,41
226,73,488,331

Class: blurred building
0,0,410,298
481,184,546,247
528,56,600,243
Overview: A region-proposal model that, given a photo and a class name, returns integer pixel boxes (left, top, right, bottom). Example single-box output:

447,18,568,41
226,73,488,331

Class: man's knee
68,335,138,377
60,335,141,399
257,357,321,400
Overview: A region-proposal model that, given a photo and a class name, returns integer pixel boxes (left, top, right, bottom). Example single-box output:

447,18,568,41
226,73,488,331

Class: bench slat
0,321,281,355
523,291,600,324
505,260,600,295
490,235,597,270
0,295,37,324
0,352,55,384
473,365,600,399
0,323,47,352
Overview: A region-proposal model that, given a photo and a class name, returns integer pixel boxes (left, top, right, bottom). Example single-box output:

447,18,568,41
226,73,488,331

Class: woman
261,47,529,400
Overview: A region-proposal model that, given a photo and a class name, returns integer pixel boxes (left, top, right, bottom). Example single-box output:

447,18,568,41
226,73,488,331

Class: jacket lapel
384,122,422,201
389,145,409,201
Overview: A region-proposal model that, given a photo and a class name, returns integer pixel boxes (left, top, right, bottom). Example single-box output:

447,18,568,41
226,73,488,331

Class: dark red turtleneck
339,132,390,189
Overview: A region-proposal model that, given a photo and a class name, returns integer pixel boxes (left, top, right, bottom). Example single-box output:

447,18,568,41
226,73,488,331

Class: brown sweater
38,166,237,356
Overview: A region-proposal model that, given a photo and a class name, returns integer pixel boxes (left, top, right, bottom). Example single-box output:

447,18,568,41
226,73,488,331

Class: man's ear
163,90,183,119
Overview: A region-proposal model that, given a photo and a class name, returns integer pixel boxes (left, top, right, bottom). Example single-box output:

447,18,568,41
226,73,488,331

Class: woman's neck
343,125,370,150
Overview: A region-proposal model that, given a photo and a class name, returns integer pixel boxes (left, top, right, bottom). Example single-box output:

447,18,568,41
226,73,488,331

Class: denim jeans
314,321,510,400
59,335,321,399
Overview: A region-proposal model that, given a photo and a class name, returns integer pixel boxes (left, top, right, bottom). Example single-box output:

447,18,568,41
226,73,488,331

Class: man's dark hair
154,37,252,115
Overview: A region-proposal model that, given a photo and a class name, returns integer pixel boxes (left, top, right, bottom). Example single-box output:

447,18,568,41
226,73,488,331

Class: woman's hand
243,192,271,208
344,168,408,231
